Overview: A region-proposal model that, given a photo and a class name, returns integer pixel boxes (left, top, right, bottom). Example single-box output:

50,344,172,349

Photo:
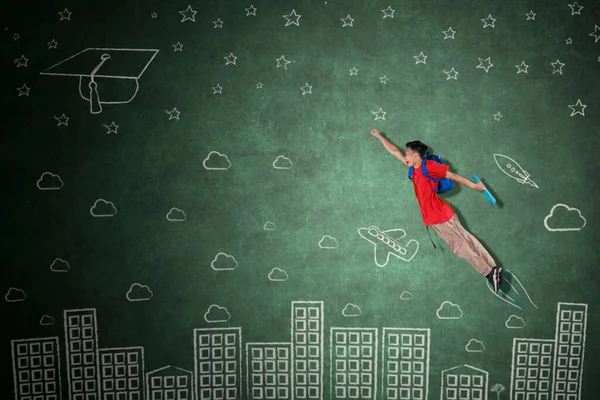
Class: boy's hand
370,128,381,137
472,182,486,191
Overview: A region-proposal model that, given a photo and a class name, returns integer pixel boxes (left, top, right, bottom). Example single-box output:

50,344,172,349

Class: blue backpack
408,152,454,194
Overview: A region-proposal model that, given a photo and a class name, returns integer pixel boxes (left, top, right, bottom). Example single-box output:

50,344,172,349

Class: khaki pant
431,214,495,276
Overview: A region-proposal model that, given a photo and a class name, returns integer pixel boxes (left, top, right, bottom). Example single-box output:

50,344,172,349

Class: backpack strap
420,158,440,191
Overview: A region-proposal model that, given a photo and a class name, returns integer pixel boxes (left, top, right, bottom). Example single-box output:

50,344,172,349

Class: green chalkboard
3,1,600,400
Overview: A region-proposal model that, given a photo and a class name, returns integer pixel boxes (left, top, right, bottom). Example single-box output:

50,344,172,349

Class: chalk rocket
493,154,538,188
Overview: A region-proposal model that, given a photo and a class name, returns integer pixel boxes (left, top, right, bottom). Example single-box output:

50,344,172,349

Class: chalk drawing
256,82,263,88
443,27,456,39
53,114,69,126
493,112,503,121
273,155,293,169
349,67,358,75
510,338,554,400
63,309,99,400
490,383,505,399
568,99,586,116
551,60,565,75
126,283,153,301
400,291,413,300
13,33,20,41
543,203,586,231
48,39,58,49
318,235,338,249
11,337,62,400
166,107,181,120
330,328,378,399
245,5,257,16
166,207,186,222
14,55,28,67
276,55,291,69
486,268,538,311
98,347,145,400
263,221,276,230
436,301,462,319
40,48,159,114
481,14,496,28
476,57,493,73
173,42,183,51
291,301,324,399
17,84,30,96
565,37,573,44
212,84,223,95
414,52,427,64
357,225,419,266
341,15,354,27
146,365,193,400
283,9,301,26
569,2,584,15
5,287,26,302
213,19,224,28
443,68,459,80
341,303,361,317
505,315,526,329
40,315,56,325
59,8,72,21
440,364,488,400
179,5,197,22
211,253,238,271
37,172,63,190
90,199,117,217
300,83,312,95
382,6,395,18
203,151,231,170
204,305,231,323
493,154,538,188
371,107,386,120
246,342,291,400
465,339,485,352
50,258,70,272
525,10,536,20
380,75,389,84
515,61,529,74
102,121,118,134
151,12,157,19
224,53,237,65
268,268,288,281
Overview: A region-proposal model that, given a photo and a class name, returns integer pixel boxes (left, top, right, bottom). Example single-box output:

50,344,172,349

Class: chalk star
300,83,312,95
515,61,529,74
276,55,291,69
179,5,197,22
349,67,358,75
213,18,224,28
380,75,389,84
17,84,30,96
173,42,183,51
382,6,395,18
551,60,565,75
341,15,354,27
14,55,28,67
53,114,69,126
481,14,496,28
165,108,181,120
568,2,583,15
493,112,503,121
212,84,223,94
12,33,20,41
103,121,119,134
525,10,536,20
245,5,257,16
58,8,72,21
151,12,158,18
224,53,237,65
589,25,600,43
47,39,58,49
371,108,386,120
568,99,586,116
283,9,301,26
414,51,427,64
443,68,458,80
256,82,263,89
476,57,493,73
565,37,572,44
442,27,456,39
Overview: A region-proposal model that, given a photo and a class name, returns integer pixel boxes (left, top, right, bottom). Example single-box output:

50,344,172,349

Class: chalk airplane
358,226,419,267
493,154,538,188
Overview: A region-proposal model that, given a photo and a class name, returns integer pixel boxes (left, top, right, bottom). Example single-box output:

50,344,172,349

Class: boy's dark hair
405,141,428,158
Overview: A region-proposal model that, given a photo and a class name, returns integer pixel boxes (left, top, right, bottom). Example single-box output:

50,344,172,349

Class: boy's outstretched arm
447,171,485,191
370,128,408,165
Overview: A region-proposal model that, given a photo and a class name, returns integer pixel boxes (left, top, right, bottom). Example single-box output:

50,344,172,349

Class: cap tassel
88,53,111,114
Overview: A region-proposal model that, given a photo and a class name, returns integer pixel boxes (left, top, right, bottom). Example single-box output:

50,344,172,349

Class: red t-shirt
411,160,454,226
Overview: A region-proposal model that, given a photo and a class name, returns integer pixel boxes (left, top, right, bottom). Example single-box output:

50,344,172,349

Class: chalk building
11,337,62,400
440,364,488,400
291,301,324,400
98,347,144,400
146,365,192,400
510,339,554,399
246,343,292,399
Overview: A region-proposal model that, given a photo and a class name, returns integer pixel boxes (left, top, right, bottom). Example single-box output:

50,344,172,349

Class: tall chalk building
11,337,62,400
291,301,324,399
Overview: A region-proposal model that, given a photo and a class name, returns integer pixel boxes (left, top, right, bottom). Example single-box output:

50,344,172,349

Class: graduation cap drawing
40,47,159,114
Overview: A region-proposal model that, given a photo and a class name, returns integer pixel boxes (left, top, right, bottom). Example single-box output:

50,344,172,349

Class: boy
370,128,504,294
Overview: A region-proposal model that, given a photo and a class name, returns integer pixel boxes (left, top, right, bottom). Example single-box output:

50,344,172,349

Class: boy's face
405,148,420,167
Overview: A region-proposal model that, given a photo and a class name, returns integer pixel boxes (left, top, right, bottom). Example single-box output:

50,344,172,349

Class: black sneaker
487,267,501,294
